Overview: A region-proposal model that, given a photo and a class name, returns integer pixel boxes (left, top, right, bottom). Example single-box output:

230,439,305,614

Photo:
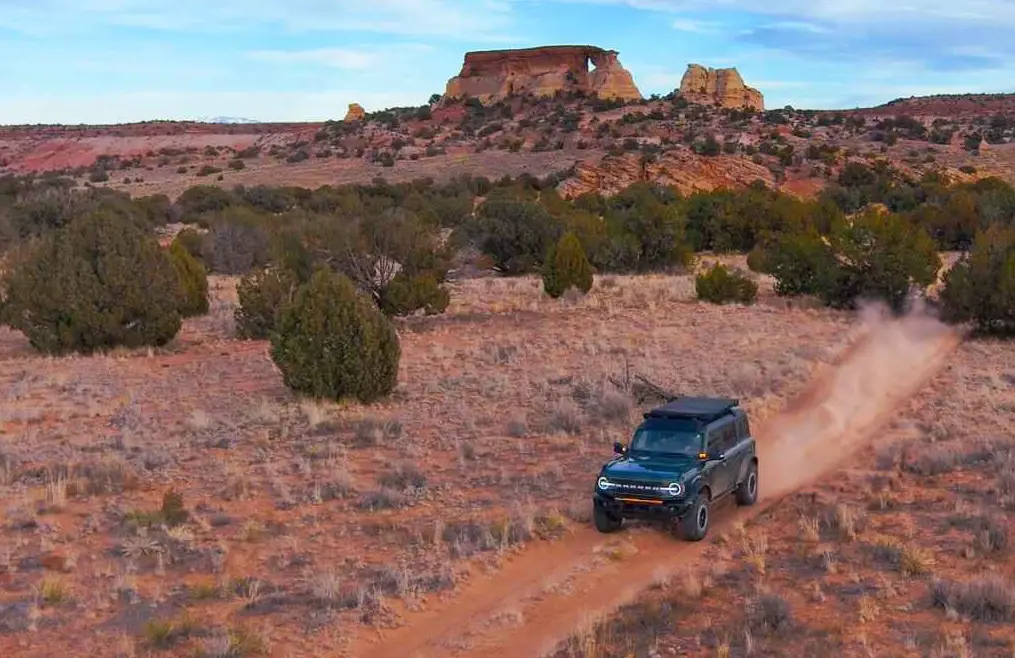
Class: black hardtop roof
645,396,740,422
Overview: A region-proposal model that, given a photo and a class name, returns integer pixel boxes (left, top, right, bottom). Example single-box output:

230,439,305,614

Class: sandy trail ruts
351,307,962,658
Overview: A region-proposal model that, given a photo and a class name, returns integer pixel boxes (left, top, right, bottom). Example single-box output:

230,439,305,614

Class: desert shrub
746,244,773,274
0,211,182,354
306,208,451,316
168,241,209,317
234,265,300,339
746,593,794,635
769,210,939,311
270,269,400,403
819,209,939,311
767,230,833,296
202,220,270,274
173,228,204,261
939,225,1015,335
931,575,1015,621
176,185,237,222
598,183,695,272
470,194,560,274
695,263,757,305
378,272,450,317
542,231,594,298
269,230,314,283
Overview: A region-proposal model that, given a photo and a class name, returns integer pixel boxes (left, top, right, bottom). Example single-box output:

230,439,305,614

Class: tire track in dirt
352,309,962,658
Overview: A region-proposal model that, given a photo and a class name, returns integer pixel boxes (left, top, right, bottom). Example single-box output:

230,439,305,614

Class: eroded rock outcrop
558,150,776,199
678,64,764,111
344,103,366,122
443,46,642,105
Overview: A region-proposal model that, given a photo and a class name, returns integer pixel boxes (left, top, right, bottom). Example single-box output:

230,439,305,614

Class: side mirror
613,441,626,455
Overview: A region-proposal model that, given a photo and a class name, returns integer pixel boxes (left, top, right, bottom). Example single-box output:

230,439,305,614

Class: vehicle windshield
629,417,702,458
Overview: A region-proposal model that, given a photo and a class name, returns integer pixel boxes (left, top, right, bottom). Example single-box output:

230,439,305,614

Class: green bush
1,211,182,354
471,195,559,274
234,265,300,339
695,263,758,305
818,209,940,311
173,228,204,261
168,241,209,317
270,269,400,403
746,244,773,274
939,225,1015,334
379,272,450,316
768,211,939,311
543,231,594,298
767,231,834,296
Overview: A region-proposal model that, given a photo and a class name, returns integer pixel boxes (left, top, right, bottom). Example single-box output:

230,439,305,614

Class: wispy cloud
671,18,718,33
0,0,516,39
562,0,1015,71
246,49,379,70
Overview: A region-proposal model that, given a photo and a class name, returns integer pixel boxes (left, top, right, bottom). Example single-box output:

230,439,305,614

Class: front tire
736,460,759,507
680,493,710,541
593,503,623,533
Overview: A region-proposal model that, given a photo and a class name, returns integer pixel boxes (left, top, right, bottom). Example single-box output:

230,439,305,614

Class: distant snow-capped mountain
197,116,260,124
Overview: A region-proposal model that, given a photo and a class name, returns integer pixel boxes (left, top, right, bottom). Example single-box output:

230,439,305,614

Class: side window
735,414,750,440
709,419,736,453
721,423,737,451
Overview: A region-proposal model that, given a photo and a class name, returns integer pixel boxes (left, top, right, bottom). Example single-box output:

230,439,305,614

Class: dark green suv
592,396,758,541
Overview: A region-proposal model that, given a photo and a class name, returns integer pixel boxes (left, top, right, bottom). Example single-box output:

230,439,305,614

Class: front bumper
594,491,692,520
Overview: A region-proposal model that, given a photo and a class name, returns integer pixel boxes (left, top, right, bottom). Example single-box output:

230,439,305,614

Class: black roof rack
644,396,739,423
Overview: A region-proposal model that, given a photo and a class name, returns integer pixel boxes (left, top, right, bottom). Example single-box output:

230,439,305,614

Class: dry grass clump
826,503,868,541
948,512,1009,554
931,575,1015,622
745,592,794,635
869,535,937,577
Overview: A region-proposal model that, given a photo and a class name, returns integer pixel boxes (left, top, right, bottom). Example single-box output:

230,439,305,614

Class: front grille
610,480,666,494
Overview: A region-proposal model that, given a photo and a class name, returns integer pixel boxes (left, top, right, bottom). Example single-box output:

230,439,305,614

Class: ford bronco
592,396,758,541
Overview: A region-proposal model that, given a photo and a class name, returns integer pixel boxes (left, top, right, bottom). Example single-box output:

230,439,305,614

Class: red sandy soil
1,264,990,658
0,271,868,658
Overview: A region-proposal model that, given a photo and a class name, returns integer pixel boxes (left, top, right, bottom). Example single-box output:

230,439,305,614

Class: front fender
737,452,758,483
685,473,707,498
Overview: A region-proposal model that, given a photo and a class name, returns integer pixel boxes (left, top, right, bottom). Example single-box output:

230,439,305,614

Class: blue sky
1,0,1014,124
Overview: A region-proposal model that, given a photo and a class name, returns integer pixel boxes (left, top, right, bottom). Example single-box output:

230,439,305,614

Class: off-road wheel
680,493,710,541
593,503,623,533
736,460,759,506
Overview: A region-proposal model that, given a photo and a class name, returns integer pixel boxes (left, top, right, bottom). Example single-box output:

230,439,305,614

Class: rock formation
558,151,776,199
442,46,642,105
344,103,366,122
678,64,764,111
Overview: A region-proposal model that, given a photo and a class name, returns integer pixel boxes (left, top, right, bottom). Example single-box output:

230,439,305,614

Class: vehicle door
704,418,737,495
724,412,752,490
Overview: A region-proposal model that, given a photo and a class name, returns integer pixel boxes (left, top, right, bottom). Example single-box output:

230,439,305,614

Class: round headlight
667,482,683,496
597,476,610,490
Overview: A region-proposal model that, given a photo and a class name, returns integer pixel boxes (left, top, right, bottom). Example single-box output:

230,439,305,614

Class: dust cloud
758,299,961,500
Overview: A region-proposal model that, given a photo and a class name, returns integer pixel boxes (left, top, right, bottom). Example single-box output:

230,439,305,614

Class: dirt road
352,307,962,658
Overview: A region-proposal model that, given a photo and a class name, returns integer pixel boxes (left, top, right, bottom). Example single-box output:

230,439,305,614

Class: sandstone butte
678,63,765,111
344,103,366,122
441,45,643,105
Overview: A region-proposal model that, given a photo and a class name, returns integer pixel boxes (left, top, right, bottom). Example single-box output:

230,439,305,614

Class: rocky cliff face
443,46,642,105
678,64,764,111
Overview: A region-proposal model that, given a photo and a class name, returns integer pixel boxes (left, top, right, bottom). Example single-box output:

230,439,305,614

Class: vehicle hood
603,454,698,484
